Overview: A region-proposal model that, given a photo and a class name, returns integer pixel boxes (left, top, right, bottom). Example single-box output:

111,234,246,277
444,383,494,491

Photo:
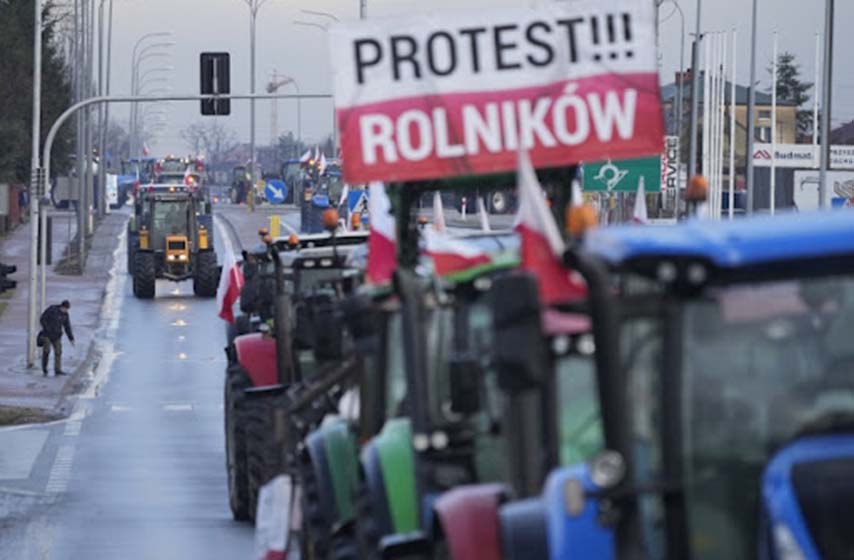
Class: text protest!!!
330,0,664,183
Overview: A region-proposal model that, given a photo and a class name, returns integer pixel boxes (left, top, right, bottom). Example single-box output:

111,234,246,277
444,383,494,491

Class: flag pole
729,29,737,220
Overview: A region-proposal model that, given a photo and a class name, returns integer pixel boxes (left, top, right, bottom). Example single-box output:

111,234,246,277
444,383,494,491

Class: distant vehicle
127,183,217,299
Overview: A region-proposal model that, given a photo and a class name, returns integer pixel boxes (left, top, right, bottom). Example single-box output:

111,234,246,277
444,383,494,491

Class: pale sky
104,0,853,155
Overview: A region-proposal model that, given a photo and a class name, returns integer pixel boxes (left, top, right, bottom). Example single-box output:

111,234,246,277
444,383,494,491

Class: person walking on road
39,300,75,376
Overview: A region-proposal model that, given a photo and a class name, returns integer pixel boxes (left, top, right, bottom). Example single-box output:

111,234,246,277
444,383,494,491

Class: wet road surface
0,224,255,559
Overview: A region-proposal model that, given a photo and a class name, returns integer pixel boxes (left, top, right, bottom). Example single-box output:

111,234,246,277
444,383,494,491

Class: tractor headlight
773,524,806,560
167,254,176,261
178,254,187,261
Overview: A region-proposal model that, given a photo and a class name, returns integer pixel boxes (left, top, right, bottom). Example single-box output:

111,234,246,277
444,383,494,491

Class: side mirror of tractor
491,273,548,392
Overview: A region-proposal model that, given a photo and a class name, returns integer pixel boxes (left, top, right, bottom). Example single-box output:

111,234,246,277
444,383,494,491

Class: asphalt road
0,221,255,559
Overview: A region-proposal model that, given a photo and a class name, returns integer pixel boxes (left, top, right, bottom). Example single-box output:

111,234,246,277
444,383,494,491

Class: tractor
128,183,218,299
427,209,854,560
223,228,370,522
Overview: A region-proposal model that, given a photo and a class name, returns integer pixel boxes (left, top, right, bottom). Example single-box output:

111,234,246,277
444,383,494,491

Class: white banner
661,135,680,191
330,0,663,183
793,169,854,211
753,143,854,170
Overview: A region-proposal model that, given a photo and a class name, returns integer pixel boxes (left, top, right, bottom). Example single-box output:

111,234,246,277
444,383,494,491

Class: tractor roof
273,231,369,252
584,210,854,270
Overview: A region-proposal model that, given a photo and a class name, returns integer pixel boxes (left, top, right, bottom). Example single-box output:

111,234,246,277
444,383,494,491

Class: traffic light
0,262,17,294
200,52,231,116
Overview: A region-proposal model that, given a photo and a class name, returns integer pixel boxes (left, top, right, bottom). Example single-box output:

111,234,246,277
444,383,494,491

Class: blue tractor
430,210,854,560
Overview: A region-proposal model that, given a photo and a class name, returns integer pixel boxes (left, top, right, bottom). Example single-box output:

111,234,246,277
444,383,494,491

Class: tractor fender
233,333,278,388
433,484,510,560
498,497,549,560
762,435,854,560
543,464,614,560
359,419,419,539
321,418,360,524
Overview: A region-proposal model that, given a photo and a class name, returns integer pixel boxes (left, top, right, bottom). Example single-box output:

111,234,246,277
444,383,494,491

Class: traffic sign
200,52,231,115
264,180,287,204
583,156,661,192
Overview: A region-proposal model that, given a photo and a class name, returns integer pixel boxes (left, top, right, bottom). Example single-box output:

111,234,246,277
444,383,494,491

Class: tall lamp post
27,0,43,368
128,33,173,156
819,0,834,208
294,14,340,152
242,0,274,194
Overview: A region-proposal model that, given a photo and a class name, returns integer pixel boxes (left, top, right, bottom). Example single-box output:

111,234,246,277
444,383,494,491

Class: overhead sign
582,156,661,192
753,143,854,170
330,0,664,184
661,135,680,191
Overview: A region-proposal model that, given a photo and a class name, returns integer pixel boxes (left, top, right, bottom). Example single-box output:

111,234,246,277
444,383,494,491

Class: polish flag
424,229,491,277
217,250,244,323
432,191,447,232
477,197,491,232
366,182,396,284
632,177,648,225
319,153,328,176
299,149,312,164
516,150,586,305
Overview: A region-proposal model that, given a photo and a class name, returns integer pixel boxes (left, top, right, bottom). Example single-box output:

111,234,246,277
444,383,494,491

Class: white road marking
162,403,194,412
45,444,76,494
110,404,132,413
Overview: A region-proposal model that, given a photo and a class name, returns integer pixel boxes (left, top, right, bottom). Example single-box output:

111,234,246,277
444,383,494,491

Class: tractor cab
509,210,854,560
128,183,217,299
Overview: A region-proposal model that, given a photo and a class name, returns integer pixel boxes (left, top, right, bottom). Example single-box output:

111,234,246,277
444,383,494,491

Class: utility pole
27,0,43,368
745,0,759,214
819,0,834,208
687,0,702,188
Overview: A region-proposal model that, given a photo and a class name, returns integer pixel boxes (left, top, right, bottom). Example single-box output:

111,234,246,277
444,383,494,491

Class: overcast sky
105,0,853,155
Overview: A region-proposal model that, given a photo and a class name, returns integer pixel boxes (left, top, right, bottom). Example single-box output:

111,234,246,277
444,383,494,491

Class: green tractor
128,183,218,299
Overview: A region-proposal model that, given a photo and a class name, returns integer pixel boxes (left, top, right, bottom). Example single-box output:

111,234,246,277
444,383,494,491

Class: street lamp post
130,47,174,154
819,0,834,208
27,0,43,368
128,33,173,156
242,0,273,199
96,0,113,219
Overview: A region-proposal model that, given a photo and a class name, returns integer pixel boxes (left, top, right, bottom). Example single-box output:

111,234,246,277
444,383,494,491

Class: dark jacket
40,305,74,343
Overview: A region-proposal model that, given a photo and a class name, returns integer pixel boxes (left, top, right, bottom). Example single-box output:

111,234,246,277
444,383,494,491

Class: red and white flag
299,149,312,163
432,191,447,233
319,153,328,175
366,182,397,284
516,150,586,305
424,229,491,277
217,250,244,324
632,176,648,224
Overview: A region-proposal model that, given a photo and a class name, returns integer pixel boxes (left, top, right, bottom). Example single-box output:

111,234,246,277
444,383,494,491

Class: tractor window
681,274,854,560
153,201,189,235
622,316,666,559
555,353,603,465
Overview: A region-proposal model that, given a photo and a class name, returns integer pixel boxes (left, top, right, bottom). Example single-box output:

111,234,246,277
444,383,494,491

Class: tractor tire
299,447,330,560
225,362,252,521
489,190,510,215
132,252,156,299
193,251,218,298
245,392,288,523
355,477,383,560
126,233,138,275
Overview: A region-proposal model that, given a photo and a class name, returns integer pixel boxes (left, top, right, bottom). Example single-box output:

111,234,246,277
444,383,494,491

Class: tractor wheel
225,362,252,521
299,447,330,560
193,251,218,298
245,392,287,523
132,252,156,299
355,476,383,560
126,233,138,275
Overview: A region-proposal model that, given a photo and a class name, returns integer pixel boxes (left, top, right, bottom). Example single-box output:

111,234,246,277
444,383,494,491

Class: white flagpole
771,30,778,215
702,32,712,184
710,32,721,219
813,31,821,168
729,29,738,220
718,32,728,220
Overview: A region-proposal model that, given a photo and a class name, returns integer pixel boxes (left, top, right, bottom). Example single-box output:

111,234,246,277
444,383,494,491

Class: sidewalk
0,211,127,417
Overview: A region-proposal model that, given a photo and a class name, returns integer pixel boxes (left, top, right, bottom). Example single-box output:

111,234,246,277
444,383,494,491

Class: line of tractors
221,163,854,559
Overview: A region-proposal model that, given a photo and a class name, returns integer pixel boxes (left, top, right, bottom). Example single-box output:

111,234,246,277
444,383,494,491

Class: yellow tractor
129,183,218,299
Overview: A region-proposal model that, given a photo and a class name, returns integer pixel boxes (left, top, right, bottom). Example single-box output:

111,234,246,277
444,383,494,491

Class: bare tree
180,120,239,169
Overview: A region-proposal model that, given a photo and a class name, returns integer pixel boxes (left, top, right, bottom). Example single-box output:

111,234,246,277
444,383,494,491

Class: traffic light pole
28,91,332,367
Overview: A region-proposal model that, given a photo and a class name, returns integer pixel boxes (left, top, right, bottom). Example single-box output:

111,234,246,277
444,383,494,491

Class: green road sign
582,156,661,192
